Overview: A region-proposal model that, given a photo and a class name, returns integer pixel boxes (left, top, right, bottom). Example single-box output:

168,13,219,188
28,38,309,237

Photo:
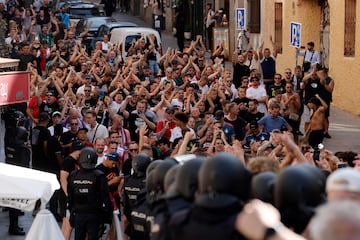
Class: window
248,0,261,33
344,0,356,57
274,3,283,54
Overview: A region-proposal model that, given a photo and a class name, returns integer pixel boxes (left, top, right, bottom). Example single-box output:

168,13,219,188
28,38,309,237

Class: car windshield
70,8,100,16
125,35,142,51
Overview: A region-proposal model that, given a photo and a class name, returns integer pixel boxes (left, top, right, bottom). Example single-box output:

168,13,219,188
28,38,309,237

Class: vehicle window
125,35,141,52
98,27,105,36
70,8,100,16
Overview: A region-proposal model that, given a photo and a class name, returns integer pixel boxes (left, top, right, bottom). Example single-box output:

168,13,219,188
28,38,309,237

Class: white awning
0,163,59,211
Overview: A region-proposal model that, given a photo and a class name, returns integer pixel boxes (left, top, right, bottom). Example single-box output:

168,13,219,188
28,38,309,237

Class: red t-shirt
28,95,45,119
156,120,177,139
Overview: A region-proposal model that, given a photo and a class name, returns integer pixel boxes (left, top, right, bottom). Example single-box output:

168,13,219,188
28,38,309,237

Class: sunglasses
129,148,138,152
71,123,78,126
84,89,91,92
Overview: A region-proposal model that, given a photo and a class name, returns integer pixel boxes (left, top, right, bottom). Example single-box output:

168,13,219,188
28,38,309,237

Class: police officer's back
67,147,113,240
169,153,252,240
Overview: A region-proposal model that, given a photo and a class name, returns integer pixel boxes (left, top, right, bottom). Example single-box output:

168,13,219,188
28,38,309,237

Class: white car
110,27,162,60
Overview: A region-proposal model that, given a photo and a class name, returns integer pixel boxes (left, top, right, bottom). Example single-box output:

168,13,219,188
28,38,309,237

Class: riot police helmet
251,171,276,204
132,153,151,177
274,163,326,233
175,156,206,202
79,147,98,170
14,111,25,126
15,126,28,145
146,159,163,176
196,153,252,208
164,164,181,197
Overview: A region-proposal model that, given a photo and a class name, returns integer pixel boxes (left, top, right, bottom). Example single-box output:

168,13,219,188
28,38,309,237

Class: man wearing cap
244,122,270,149
48,111,68,136
31,112,51,171
38,91,61,124
156,106,177,140
60,140,85,239
326,168,360,201
77,127,93,147
76,75,95,95
97,152,122,211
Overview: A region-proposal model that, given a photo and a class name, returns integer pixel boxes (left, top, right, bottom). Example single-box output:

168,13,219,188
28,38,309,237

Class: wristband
263,223,284,240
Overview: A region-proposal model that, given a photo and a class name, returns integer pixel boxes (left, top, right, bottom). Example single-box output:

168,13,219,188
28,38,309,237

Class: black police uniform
169,153,251,240
129,188,151,240
68,169,113,240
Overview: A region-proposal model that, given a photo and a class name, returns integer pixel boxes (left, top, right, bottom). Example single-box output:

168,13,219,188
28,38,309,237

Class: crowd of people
1,0,360,240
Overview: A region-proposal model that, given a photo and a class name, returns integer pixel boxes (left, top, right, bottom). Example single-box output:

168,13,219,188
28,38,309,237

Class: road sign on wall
236,8,245,30
290,22,301,48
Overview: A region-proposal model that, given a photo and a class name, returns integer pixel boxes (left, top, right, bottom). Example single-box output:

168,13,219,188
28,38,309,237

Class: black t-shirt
245,112,265,124
60,131,77,157
224,116,247,141
31,125,51,171
47,136,63,174
61,155,78,174
17,53,36,71
122,157,132,176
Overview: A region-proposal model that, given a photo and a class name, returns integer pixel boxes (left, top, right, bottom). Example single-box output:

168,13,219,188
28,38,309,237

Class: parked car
89,22,138,51
109,27,162,60
75,16,116,51
58,2,104,25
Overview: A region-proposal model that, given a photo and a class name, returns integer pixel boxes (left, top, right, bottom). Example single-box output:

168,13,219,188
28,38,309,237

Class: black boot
8,227,25,236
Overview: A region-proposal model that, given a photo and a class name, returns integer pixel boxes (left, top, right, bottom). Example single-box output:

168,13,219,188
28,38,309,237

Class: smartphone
337,162,347,168
313,149,320,161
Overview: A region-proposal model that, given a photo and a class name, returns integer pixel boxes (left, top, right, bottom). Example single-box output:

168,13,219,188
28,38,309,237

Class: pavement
1,10,360,240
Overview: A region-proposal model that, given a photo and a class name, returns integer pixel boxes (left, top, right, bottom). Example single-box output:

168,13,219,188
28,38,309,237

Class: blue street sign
290,22,302,48
236,8,245,30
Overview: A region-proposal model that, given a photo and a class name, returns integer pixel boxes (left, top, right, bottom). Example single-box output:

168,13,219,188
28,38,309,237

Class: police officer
123,153,151,238
67,147,114,240
274,163,326,234
2,109,29,235
169,153,252,240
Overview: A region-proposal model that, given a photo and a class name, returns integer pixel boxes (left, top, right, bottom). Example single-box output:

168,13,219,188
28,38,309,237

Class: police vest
72,169,104,214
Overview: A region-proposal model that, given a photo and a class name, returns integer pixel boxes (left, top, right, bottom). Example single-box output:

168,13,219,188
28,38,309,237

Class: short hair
249,98,258,105
271,102,280,109
86,109,97,117
307,41,315,47
248,156,280,175
174,112,189,124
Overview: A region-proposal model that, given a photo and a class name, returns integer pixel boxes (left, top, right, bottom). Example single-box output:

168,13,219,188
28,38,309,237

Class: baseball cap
106,152,120,162
52,111,61,118
77,127,88,133
129,90,138,96
165,106,175,114
250,121,259,129
326,168,360,193
84,74,91,79
72,141,85,151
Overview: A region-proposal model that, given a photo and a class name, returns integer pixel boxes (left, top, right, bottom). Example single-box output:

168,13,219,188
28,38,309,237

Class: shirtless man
306,94,328,148
281,82,301,139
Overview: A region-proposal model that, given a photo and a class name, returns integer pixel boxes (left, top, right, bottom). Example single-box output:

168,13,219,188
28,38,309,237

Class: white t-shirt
170,126,195,143
246,86,268,113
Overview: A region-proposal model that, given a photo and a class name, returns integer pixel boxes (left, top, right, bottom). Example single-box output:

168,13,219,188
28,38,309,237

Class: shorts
308,130,324,148
325,103,330,118
303,105,311,123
